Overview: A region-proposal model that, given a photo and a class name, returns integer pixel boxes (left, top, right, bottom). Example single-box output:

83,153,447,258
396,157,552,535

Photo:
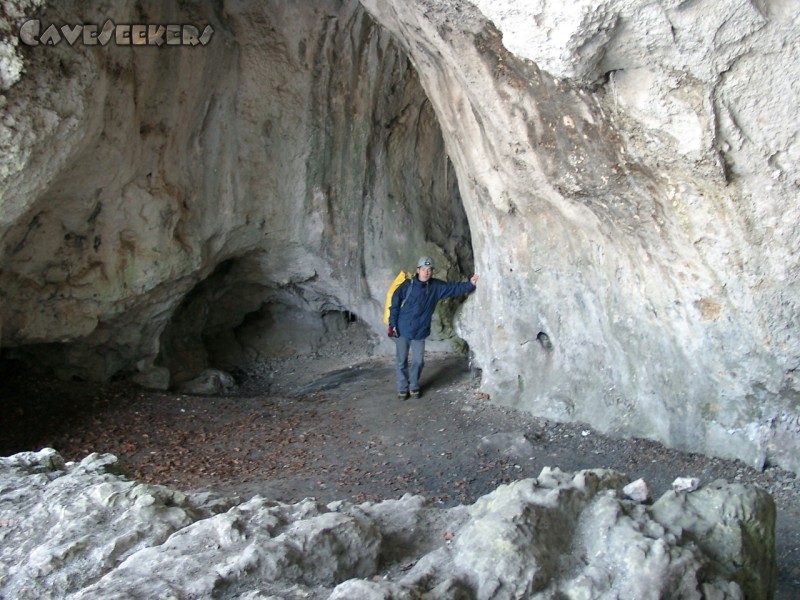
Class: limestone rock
622,477,651,502
672,476,701,492
651,480,778,600
477,432,536,459
174,368,237,395
1,0,799,475
0,450,224,600
0,0,45,89
0,452,776,599
131,365,171,391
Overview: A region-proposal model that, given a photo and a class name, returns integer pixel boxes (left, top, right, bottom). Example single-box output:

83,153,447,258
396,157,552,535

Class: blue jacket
389,276,476,340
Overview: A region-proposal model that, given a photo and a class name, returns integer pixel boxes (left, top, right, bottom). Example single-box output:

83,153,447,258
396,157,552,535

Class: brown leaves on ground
49,393,340,491
26,386,500,506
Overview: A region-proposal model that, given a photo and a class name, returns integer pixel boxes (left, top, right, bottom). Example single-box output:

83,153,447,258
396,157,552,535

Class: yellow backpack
383,271,412,325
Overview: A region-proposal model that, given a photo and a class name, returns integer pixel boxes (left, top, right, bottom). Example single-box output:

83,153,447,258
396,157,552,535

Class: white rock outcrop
1,0,799,473
0,450,777,599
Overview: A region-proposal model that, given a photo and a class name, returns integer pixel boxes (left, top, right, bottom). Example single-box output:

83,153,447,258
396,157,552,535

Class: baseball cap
417,256,434,268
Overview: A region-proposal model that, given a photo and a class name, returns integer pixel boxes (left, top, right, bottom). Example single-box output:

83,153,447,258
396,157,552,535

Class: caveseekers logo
19,19,214,47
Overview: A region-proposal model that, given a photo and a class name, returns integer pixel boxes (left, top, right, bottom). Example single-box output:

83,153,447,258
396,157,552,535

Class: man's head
416,256,434,282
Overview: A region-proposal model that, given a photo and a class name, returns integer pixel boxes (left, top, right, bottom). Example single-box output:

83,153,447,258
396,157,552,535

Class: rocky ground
2,327,799,598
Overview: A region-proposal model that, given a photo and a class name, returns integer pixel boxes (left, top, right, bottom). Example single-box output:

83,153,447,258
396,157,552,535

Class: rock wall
359,0,800,473
1,0,799,473
0,0,473,383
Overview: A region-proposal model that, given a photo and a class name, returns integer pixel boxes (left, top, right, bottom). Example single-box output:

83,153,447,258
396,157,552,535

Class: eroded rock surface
1,0,799,474
0,449,776,599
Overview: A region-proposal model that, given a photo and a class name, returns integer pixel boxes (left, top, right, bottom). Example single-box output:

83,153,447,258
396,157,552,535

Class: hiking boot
397,391,409,399
409,390,421,398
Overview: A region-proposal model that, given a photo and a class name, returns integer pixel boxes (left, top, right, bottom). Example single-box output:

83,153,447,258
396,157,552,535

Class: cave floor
3,349,799,598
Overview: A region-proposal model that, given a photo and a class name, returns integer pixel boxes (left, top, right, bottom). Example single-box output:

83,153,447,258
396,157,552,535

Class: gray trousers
394,337,426,392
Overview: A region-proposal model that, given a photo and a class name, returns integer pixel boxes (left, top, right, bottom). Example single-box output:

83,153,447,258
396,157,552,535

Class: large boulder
0,450,776,599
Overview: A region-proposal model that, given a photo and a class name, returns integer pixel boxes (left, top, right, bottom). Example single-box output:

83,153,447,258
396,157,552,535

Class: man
387,256,479,399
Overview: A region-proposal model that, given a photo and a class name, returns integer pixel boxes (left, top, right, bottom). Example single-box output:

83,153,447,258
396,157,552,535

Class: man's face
417,266,433,282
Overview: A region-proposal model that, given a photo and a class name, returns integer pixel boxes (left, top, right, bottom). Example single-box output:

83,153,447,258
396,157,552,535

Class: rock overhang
0,0,799,474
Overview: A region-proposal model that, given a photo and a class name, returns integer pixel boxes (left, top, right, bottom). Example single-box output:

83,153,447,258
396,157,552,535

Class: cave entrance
155,256,377,390
155,2,475,389
0,0,474,393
